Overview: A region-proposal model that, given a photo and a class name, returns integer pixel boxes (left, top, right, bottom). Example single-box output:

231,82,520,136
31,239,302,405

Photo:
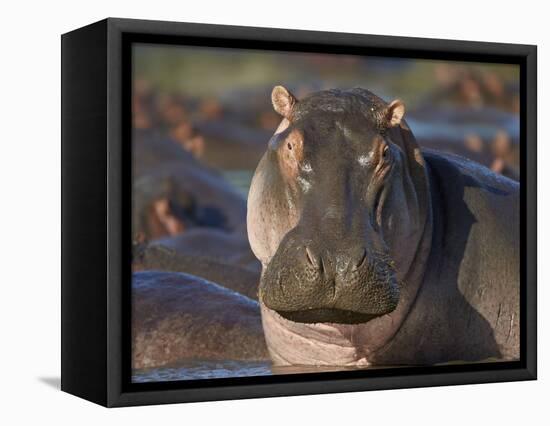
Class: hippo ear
384,100,405,128
272,86,297,119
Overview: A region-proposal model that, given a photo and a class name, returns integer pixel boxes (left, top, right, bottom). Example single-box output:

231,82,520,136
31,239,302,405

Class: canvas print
131,44,520,383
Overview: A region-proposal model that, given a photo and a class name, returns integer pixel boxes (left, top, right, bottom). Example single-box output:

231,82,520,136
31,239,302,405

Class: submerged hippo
247,86,519,366
134,243,260,300
133,271,268,369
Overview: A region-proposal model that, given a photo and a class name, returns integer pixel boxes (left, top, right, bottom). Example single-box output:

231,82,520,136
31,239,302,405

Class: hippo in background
134,76,520,177
130,131,266,369
419,64,520,113
132,132,249,243
247,86,519,366
149,227,260,272
134,242,260,300
133,271,268,370
407,106,519,180
132,130,263,294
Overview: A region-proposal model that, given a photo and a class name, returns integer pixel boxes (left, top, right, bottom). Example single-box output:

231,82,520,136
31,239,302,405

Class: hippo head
247,87,431,326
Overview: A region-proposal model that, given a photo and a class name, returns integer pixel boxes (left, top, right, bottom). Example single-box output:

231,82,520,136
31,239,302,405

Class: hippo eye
287,142,292,150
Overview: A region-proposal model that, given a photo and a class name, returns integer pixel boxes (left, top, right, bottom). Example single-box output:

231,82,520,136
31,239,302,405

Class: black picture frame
61,17,537,407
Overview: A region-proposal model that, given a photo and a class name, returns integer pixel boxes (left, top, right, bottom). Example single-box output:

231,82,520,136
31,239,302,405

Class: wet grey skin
133,271,268,370
247,86,519,366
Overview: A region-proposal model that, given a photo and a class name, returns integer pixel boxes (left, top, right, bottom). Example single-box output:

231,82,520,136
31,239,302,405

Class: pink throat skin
261,301,404,366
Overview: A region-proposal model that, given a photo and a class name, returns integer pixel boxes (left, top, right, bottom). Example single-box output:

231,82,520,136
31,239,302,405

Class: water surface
133,360,272,382
132,359,381,383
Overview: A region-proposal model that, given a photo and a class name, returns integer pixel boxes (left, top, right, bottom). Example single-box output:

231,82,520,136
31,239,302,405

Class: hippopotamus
133,271,268,369
406,107,519,180
133,243,260,300
150,227,260,272
247,86,519,366
133,133,248,242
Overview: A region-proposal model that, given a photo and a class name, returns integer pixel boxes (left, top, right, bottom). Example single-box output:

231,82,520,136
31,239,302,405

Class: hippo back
372,150,519,364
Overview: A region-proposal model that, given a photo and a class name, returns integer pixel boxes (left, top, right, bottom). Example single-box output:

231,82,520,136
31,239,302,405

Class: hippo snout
259,232,400,324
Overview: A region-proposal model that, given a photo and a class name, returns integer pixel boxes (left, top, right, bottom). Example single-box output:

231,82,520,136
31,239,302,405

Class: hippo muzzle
259,225,400,324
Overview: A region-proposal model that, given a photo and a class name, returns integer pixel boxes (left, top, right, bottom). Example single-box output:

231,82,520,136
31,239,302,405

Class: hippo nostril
354,248,368,270
305,246,316,266
305,246,322,271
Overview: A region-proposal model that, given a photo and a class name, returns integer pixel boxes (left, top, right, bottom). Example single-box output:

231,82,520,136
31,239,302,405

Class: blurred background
131,43,520,380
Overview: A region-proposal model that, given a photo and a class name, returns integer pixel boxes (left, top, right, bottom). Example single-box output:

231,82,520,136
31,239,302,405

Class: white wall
1,0,545,424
